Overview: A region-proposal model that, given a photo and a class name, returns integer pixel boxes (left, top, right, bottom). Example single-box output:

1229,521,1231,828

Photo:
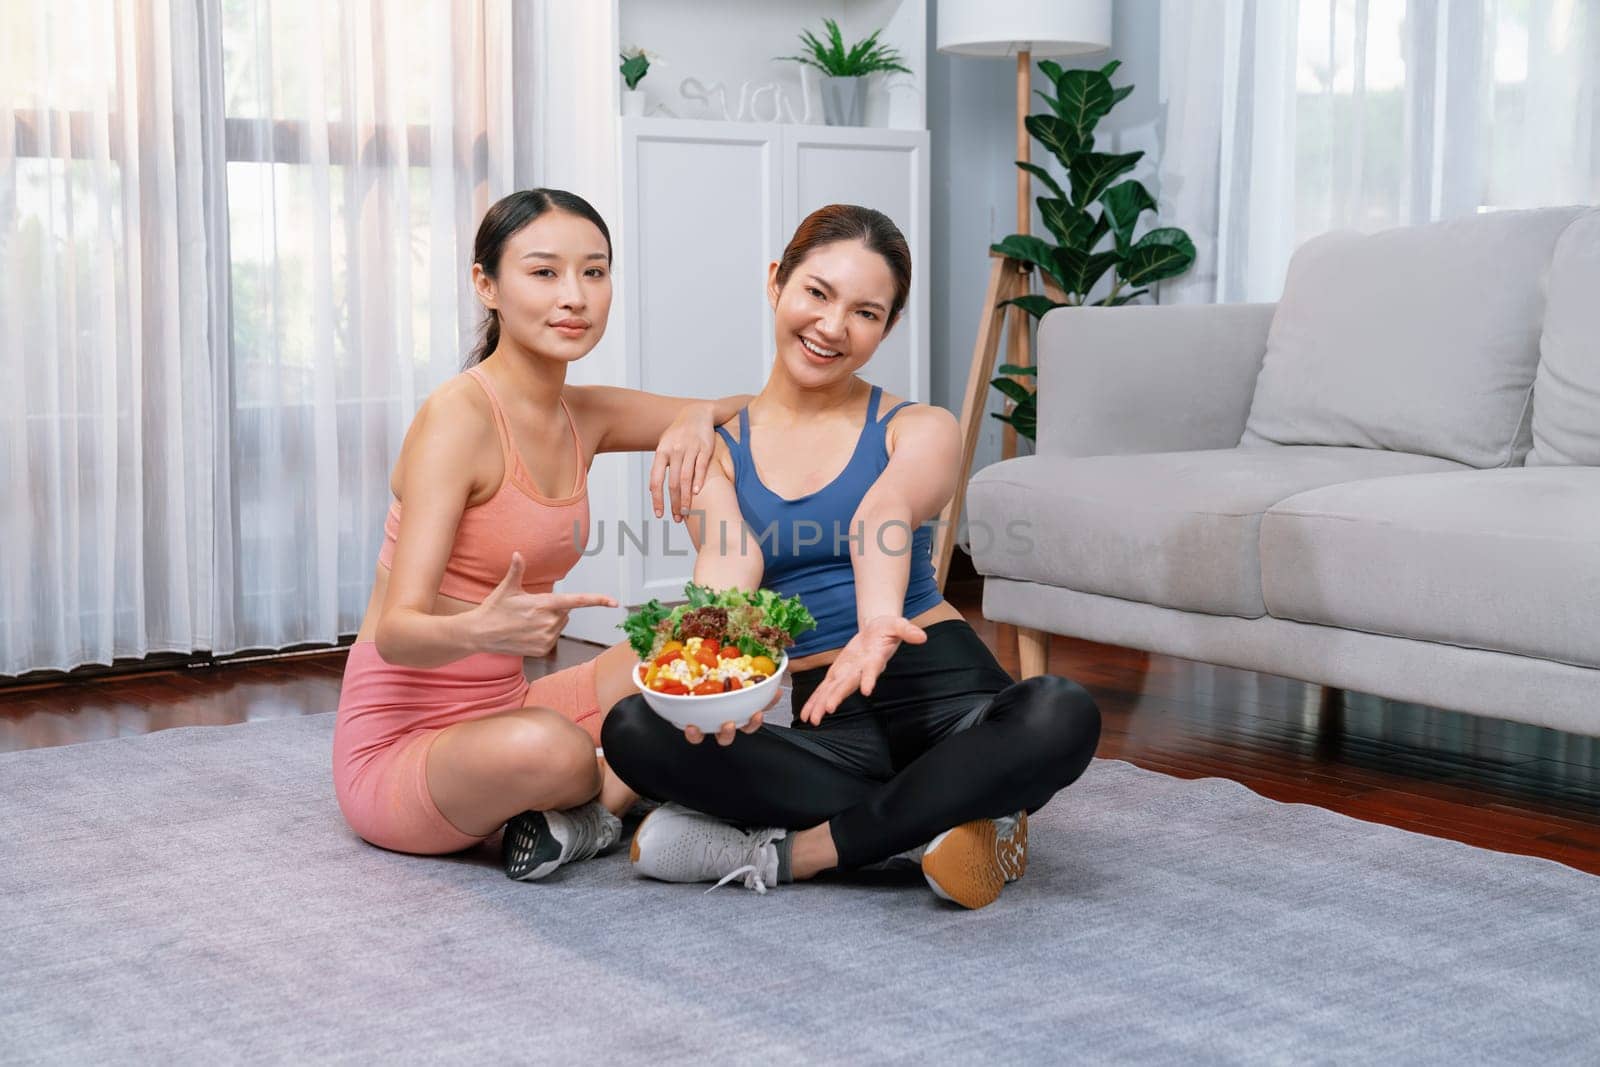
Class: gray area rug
3,712,1599,1065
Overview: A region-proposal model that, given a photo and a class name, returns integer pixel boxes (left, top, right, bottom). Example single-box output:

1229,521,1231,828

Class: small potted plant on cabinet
620,47,652,117
779,18,910,126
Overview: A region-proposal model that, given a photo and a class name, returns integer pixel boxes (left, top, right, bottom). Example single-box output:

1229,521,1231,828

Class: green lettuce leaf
733,634,772,659
619,599,669,658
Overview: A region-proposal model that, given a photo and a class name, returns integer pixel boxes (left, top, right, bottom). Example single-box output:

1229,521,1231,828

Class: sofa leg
1018,627,1049,679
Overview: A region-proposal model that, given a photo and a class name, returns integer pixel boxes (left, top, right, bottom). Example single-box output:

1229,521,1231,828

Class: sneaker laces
563,802,620,863
704,828,786,895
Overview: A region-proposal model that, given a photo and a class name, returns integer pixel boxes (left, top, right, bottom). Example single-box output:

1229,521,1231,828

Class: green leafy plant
619,49,650,91
988,363,1038,442
990,60,1196,441
778,18,911,77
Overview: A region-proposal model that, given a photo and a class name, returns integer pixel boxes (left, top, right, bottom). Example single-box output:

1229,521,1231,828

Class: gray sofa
967,206,1600,736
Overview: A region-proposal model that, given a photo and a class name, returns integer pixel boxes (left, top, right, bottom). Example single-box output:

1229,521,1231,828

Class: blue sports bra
714,383,945,659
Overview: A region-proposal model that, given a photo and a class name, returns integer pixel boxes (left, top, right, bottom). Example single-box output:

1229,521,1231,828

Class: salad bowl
632,651,789,731
620,583,814,733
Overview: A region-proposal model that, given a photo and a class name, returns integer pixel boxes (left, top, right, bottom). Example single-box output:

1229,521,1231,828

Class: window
3,0,533,672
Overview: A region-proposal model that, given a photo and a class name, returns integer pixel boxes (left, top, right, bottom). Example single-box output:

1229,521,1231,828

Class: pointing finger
544,592,619,610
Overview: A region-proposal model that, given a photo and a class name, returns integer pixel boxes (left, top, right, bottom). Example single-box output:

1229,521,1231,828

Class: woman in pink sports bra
334,189,748,879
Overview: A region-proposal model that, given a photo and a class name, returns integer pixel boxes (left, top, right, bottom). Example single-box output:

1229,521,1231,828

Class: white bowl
632,654,788,732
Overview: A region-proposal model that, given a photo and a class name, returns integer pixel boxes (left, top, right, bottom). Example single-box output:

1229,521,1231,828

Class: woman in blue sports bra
601,205,1101,909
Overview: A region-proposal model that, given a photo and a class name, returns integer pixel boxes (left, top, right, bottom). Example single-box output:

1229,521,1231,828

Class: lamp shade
936,0,1111,58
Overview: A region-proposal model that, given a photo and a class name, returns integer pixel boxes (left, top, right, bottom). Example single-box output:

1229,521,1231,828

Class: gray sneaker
629,803,786,894
503,802,622,881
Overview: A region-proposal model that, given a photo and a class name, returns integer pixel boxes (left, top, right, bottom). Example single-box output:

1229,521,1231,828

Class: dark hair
465,188,613,367
774,204,911,329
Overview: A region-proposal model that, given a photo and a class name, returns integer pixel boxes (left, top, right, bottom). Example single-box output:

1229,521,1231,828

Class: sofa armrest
1035,303,1276,457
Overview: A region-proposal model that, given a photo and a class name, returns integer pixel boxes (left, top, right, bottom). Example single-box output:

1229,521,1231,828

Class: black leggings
600,620,1101,869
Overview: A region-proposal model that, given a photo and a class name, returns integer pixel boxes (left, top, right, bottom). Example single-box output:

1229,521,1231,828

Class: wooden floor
5,580,1599,875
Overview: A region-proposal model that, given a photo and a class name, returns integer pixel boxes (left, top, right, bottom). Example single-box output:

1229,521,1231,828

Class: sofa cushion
1261,467,1600,669
1240,207,1584,469
1529,209,1600,467
965,446,1467,619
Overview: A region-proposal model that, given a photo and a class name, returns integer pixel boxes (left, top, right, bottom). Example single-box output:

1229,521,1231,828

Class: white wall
925,0,1163,476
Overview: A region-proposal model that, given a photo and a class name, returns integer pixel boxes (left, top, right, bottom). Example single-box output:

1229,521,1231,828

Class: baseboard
1,638,358,692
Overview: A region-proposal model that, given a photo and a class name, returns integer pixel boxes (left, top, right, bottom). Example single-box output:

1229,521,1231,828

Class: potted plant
779,18,910,126
989,60,1197,442
620,47,652,117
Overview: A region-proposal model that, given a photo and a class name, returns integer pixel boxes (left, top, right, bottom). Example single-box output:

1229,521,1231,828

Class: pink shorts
332,641,602,855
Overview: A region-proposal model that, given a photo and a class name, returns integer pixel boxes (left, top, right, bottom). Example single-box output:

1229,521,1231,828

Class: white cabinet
616,116,930,605
621,119,784,402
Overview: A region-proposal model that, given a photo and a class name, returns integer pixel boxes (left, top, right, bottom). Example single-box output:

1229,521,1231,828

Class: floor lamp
931,1,1112,590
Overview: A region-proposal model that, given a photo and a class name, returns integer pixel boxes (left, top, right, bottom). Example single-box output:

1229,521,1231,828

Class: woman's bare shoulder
389,374,499,497
411,375,499,450
882,396,957,455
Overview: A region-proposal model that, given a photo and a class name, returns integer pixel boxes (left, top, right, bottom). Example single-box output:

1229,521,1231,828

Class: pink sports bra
376,366,589,602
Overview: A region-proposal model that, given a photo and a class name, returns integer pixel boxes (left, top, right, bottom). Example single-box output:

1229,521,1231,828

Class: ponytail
469,310,501,367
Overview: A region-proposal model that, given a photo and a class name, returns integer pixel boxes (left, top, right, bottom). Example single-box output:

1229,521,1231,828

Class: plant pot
820,75,867,126
621,90,647,117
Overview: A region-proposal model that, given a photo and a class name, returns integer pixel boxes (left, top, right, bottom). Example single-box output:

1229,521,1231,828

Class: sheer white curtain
1158,0,1600,304
2,0,595,675
3,0,225,675
222,0,535,650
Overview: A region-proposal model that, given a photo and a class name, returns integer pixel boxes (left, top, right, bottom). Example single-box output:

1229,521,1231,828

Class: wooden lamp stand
933,51,1059,592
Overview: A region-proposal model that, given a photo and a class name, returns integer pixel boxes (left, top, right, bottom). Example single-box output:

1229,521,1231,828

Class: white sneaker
503,802,622,881
629,803,786,894
921,811,1029,909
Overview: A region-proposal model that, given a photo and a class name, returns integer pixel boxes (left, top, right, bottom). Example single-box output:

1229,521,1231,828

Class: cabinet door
619,118,783,604
783,127,930,404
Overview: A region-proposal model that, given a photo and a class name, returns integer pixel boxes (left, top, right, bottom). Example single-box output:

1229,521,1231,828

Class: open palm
797,615,927,725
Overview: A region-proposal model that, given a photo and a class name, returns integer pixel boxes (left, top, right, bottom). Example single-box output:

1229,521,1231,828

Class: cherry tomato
719,645,742,660
723,677,743,691
654,679,689,695
693,647,719,670
690,680,723,696
653,649,682,667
